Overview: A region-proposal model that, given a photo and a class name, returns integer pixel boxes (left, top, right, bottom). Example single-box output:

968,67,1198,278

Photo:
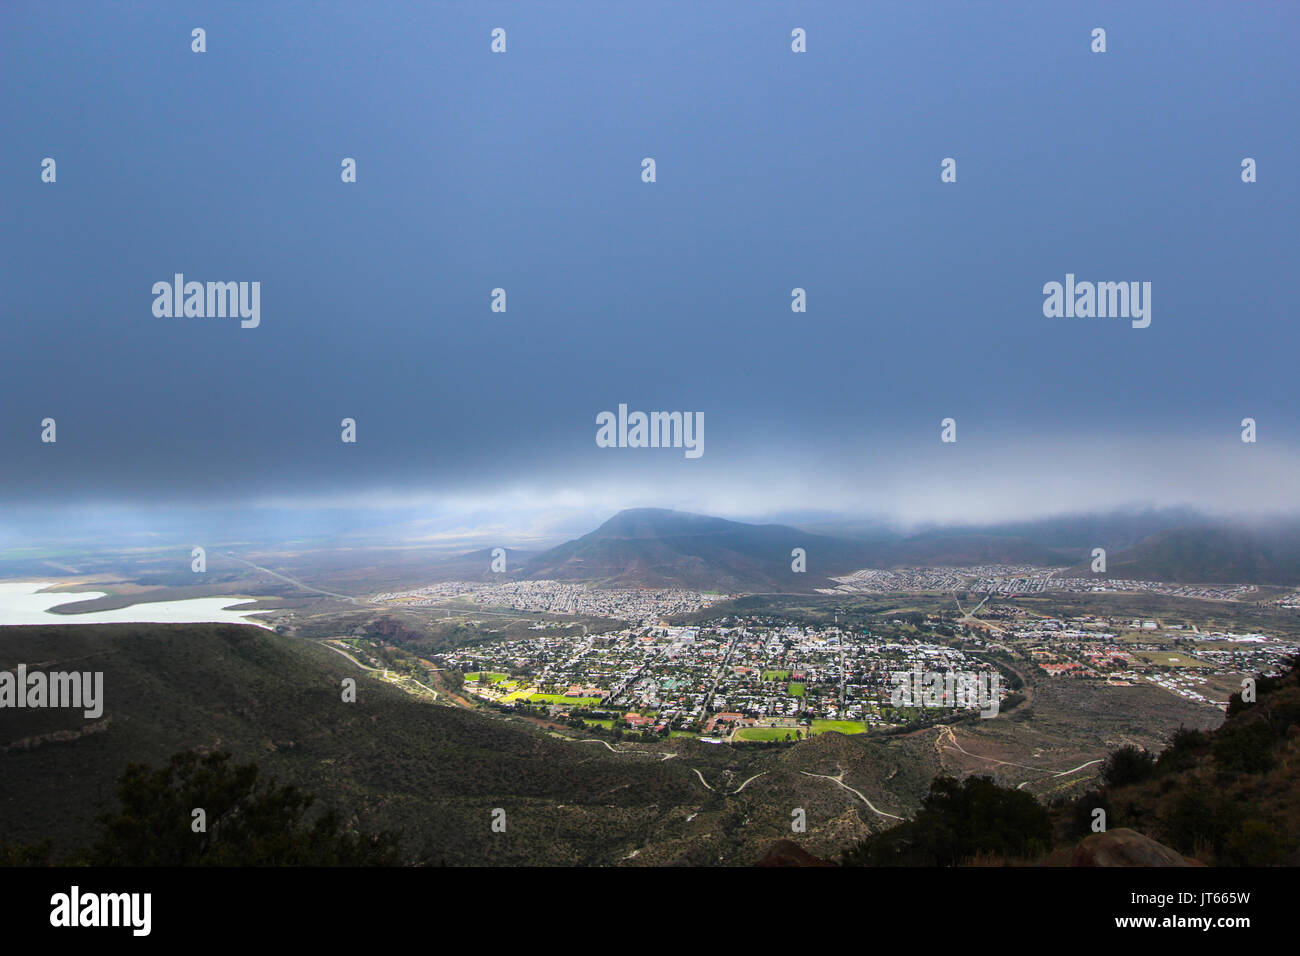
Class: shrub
1101,745,1155,788
842,775,1052,866
89,750,399,866
1212,720,1276,779
1220,819,1290,867
1067,790,1113,841
1155,724,1209,775
1162,787,1242,859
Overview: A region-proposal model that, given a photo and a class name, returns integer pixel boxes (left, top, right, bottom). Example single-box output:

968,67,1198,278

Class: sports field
1135,652,1211,669
809,719,867,735
529,693,604,706
734,727,804,742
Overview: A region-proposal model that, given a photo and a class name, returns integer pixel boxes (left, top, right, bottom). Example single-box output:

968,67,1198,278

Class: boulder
754,839,835,867
1070,828,1202,866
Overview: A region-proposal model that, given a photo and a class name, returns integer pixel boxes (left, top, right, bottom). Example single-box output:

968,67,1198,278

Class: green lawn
1136,652,1210,669
761,669,791,681
464,672,509,683
787,682,806,697
809,719,867,736
529,693,604,706
734,727,804,742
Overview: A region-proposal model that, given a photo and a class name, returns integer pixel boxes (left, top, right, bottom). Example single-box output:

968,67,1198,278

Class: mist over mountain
876,531,1063,568
514,508,1070,591
429,548,537,582
793,508,1204,552
518,508,877,591
9,502,1300,593
502,508,1300,591
1061,521,1300,585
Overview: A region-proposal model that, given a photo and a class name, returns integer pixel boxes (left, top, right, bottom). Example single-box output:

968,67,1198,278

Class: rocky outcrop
1,716,113,753
754,839,835,867
1070,828,1203,866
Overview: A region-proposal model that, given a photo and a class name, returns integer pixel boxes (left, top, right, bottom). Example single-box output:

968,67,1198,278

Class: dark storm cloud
1,1,1296,522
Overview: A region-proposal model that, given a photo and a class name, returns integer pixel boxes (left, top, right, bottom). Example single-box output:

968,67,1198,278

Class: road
574,738,677,762
730,771,767,794
799,768,903,821
317,639,440,700
318,640,379,671
224,553,359,603
606,640,674,706
934,724,1103,786
700,630,742,713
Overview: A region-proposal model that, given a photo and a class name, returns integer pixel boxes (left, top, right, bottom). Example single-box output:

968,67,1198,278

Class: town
823,565,1260,602
372,579,719,623
431,620,997,741
420,596,1299,742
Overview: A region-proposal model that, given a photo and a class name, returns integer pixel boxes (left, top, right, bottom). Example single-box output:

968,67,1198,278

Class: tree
1222,819,1289,866
841,775,1052,866
1101,745,1155,788
0,839,52,866
1212,720,1275,778
1154,724,1209,776
1163,786,1241,860
89,751,399,866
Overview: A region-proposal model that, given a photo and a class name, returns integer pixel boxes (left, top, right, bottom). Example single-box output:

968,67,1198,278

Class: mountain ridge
479,507,1300,591
515,508,1069,592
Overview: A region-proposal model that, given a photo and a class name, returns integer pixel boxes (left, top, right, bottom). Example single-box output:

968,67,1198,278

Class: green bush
1212,720,1276,778
1067,790,1113,841
1162,786,1242,859
842,775,1052,866
1155,725,1209,775
1220,819,1290,867
88,750,399,866
1102,745,1156,788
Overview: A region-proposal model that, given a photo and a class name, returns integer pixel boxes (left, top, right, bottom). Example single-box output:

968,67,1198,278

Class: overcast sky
2,1,1297,537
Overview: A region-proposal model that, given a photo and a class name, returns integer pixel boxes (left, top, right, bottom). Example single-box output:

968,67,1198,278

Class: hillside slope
1051,655,1300,865
1060,523,1300,585
0,623,702,864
